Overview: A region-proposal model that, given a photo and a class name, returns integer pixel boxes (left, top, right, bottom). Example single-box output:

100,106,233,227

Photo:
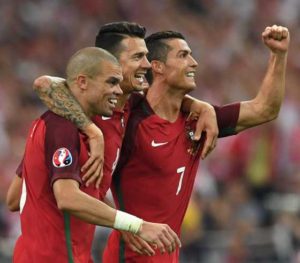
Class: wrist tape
113,210,143,234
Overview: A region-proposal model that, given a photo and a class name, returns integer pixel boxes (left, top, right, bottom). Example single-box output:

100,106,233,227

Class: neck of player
115,93,130,111
147,83,185,122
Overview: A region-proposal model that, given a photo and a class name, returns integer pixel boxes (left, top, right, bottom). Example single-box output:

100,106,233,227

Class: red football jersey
93,109,128,200
14,111,98,263
92,93,143,200
103,96,240,263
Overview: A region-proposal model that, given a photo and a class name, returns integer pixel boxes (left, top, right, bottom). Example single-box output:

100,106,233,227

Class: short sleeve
214,102,240,138
44,114,82,186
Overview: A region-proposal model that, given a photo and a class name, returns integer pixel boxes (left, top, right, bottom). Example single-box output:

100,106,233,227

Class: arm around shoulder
33,75,66,93
33,75,92,130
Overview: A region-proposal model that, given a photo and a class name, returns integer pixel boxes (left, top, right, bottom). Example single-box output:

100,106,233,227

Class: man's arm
102,194,156,256
236,25,289,132
53,179,181,254
33,76,104,187
181,25,289,141
33,76,92,129
6,176,22,212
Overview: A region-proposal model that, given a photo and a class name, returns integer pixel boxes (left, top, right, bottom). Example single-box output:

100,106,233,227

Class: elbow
53,180,81,212
56,195,72,212
264,105,280,122
33,75,51,92
6,198,19,212
269,112,279,122
253,99,280,123
55,190,78,212
8,205,20,212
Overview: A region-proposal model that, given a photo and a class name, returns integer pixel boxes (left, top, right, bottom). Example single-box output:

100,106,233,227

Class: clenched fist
262,25,290,54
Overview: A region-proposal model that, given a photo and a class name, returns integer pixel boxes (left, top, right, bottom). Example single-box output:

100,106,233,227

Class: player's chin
133,86,144,93
131,80,147,91
101,107,114,117
183,84,196,93
186,81,197,90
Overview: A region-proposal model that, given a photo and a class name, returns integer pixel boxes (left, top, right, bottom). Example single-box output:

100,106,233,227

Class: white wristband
113,210,143,234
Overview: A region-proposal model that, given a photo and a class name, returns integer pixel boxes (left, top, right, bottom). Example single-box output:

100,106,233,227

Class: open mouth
108,98,118,107
135,73,146,84
186,72,195,78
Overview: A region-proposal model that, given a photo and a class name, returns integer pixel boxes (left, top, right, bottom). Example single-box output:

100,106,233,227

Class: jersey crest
186,123,202,155
52,147,73,168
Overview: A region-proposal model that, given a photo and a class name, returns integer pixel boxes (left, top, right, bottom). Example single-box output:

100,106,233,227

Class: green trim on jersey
119,238,126,263
114,179,126,263
115,177,126,210
63,212,74,263
114,98,153,262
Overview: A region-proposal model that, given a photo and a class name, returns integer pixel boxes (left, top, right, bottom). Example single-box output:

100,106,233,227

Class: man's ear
151,60,164,74
76,74,88,91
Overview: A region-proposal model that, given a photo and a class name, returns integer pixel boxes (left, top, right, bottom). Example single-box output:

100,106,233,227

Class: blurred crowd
1,0,300,262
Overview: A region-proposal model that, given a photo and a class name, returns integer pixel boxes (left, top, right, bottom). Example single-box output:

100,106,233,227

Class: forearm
254,52,287,117
57,187,116,227
54,180,142,233
237,52,287,132
103,195,116,208
33,75,92,130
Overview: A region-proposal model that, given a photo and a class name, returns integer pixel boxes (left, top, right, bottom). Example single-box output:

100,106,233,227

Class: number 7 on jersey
176,166,185,195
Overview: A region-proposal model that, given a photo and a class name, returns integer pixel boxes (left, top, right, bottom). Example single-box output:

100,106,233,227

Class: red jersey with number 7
103,95,240,263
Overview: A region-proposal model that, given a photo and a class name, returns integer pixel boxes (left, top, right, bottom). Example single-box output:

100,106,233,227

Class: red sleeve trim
214,102,240,137
51,172,82,187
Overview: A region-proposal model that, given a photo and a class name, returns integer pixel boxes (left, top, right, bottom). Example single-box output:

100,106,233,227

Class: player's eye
107,77,119,86
132,53,144,60
179,51,188,58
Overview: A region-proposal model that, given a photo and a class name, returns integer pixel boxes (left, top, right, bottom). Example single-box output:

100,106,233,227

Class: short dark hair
145,31,185,84
66,47,118,83
95,21,146,59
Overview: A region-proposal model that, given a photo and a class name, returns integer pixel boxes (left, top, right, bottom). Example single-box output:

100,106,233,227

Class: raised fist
262,25,290,54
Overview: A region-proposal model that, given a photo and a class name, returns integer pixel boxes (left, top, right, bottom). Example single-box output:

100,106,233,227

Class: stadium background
1,0,300,262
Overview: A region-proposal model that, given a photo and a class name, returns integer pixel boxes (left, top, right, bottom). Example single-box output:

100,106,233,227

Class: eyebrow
177,49,192,56
132,51,148,57
106,76,121,84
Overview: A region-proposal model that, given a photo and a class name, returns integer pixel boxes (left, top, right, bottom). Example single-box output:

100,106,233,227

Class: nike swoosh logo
102,116,111,120
151,140,168,147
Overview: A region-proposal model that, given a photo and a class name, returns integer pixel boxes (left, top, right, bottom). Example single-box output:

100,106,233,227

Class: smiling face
86,60,123,117
162,38,198,92
117,37,151,94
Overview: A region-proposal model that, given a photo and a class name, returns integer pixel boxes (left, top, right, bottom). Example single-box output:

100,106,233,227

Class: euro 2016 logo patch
52,147,73,168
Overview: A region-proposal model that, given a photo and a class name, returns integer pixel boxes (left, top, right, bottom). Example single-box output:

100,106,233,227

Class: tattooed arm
33,76,104,188
33,76,91,129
